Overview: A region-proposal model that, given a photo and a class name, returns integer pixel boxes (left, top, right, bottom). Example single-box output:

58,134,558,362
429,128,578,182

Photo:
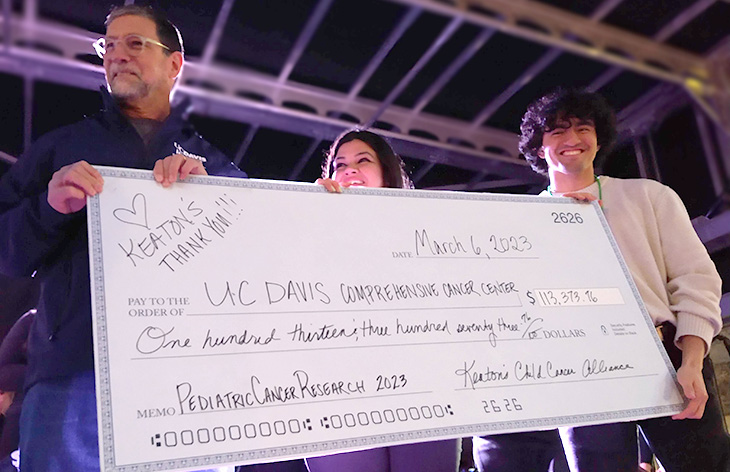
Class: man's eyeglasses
93,34,171,59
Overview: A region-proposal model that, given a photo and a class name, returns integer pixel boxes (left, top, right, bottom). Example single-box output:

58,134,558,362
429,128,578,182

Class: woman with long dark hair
306,129,458,472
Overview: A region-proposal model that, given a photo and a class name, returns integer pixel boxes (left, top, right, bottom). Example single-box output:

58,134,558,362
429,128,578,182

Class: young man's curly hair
519,88,617,175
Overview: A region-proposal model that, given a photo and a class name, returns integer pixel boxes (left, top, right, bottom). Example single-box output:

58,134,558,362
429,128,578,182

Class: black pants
637,328,730,472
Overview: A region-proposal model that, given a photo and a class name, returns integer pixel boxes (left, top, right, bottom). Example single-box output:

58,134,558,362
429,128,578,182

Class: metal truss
393,0,730,136
0,150,17,165
392,0,711,88
0,12,538,187
1,0,728,192
0,47,541,179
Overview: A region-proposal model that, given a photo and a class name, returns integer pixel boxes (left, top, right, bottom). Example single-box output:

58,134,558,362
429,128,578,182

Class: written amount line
129,337,526,362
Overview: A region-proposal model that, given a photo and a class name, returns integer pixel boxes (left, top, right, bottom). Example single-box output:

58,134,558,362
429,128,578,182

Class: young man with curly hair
473,89,730,472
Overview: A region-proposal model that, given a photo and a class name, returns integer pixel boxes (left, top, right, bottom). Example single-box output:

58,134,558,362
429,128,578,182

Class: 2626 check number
482,397,523,414
551,212,583,224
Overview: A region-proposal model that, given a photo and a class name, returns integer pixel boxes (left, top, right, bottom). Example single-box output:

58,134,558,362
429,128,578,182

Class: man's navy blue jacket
0,89,246,389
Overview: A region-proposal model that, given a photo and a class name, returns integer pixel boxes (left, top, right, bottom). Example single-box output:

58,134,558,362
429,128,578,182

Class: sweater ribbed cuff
674,312,718,356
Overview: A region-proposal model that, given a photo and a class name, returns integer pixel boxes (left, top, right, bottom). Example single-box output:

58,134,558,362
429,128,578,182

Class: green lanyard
547,175,603,208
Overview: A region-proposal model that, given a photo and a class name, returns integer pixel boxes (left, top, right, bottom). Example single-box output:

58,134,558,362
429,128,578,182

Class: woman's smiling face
331,139,385,188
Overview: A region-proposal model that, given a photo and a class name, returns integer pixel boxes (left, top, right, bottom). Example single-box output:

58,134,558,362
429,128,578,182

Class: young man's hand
672,335,708,420
562,192,597,203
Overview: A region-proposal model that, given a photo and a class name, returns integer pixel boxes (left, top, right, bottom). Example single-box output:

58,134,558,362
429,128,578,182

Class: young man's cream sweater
545,176,722,353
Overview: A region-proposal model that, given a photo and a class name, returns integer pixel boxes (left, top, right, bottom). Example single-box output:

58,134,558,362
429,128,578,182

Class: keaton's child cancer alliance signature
88,166,683,472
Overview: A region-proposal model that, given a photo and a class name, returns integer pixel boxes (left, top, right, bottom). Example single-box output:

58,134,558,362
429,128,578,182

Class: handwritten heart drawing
113,193,150,230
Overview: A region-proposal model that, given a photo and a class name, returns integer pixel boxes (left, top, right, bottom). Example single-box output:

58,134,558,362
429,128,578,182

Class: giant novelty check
88,167,684,471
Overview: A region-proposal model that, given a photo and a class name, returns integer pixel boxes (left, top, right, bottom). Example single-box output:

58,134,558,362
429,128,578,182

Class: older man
0,5,245,471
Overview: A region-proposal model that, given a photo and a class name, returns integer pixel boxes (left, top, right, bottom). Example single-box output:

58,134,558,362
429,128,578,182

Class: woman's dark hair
519,88,616,175
322,129,413,189
106,5,184,56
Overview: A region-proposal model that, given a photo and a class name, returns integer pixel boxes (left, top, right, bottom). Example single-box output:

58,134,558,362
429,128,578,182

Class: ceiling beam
411,161,436,185
23,76,32,153
0,47,541,184
470,0,625,127
200,0,236,66
616,83,690,140
0,16,522,159
277,0,333,85
632,136,650,179
388,0,710,91
232,125,259,168
0,150,17,165
23,0,37,23
364,16,463,127
346,7,421,101
469,47,561,128
590,0,625,19
3,0,11,50
288,137,322,181
589,0,717,93
693,212,730,253
411,27,496,115
654,0,716,42
694,105,726,196
705,37,730,135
